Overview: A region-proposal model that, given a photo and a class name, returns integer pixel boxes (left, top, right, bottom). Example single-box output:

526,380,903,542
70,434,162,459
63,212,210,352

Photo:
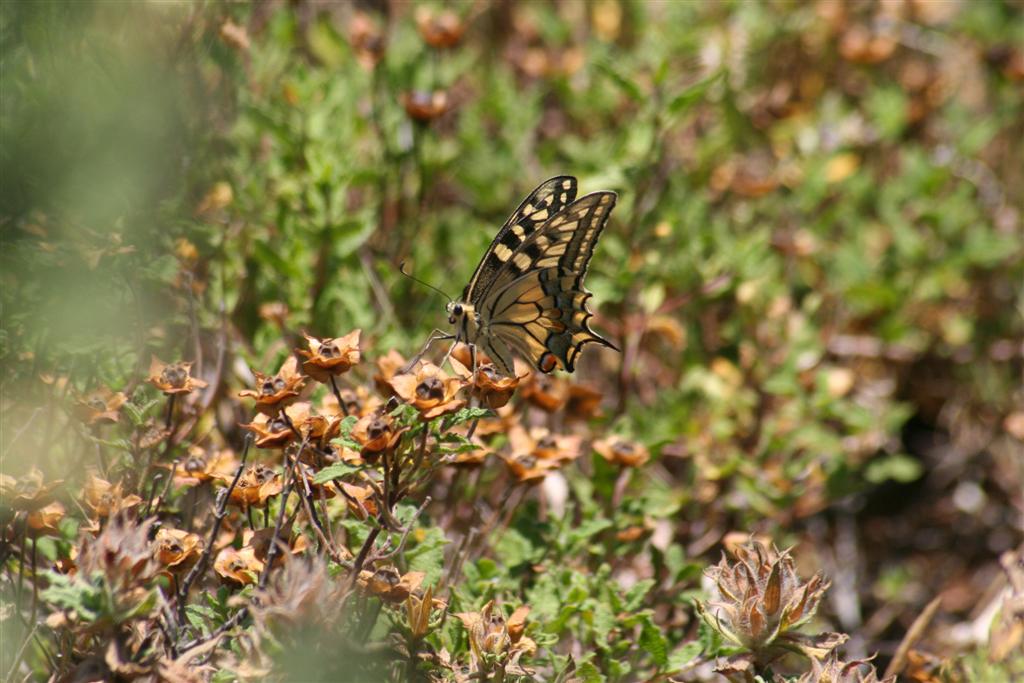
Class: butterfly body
449,176,618,376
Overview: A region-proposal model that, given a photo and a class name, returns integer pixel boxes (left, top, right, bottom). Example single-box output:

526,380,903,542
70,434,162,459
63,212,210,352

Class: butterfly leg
465,343,481,440
402,329,455,373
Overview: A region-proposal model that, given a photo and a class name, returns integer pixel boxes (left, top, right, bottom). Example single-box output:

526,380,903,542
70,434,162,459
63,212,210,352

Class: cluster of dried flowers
1,326,655,680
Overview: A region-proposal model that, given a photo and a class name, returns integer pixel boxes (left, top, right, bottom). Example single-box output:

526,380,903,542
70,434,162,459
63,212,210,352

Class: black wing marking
462,176,577,301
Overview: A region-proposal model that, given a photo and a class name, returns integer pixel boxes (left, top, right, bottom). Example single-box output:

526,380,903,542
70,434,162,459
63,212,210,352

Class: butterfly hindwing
470,188,617,374
462,176,577,301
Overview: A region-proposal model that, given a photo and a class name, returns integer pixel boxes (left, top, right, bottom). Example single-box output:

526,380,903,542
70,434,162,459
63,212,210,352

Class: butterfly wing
473,191,618,374
462,176,578,302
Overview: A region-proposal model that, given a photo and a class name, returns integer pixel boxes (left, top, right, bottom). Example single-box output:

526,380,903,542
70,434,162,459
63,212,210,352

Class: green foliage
2,0,1023,681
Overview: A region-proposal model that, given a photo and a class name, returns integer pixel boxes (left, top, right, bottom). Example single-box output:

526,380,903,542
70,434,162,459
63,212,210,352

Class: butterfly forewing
462,176,577,301
456,176,617,375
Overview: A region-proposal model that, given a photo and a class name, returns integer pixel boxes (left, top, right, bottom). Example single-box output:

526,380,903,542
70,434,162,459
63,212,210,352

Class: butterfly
444,176,618,376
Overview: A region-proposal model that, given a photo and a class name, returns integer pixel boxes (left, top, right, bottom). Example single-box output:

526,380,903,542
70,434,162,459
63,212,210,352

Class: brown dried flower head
457,602,536,672
795,653,895,683
297,330,361,383
415,7,465,49
406,584,446,640
147,356,208,395
77,514,157,595
374,349,408,397
228,464,284,508
349,11,385,69
153,528,204,572
593,437,650,468
389,361,465,419
242,526,310,569
74,386,127,425
401,90,450,122
450,356,521,409
238,356,306,416
27,501,66,537
351,412,403,457
0,467,62,511
322,384,381,418
251,557,346,635
696,541,841,660
565,383,604,421
339,481,378,519
358,567,425,604
518,370,569,412
214,546,263,585
503,452,560,484
83,473,142,519
509,425,582,465
170,446,239,486
240,411,296,449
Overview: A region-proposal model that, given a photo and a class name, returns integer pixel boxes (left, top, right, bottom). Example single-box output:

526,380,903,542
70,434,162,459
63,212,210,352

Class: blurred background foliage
2,0,1023,679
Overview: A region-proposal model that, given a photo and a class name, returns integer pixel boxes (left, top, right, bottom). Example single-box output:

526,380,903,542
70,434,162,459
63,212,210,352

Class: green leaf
312,461,361,484
639,614,668,668
864,453,923,484
594,59,644,101
667,641,703,672
447,406,492,426
667,70,722,116
572,661,605,683
623,579,655,611
405,526,448,585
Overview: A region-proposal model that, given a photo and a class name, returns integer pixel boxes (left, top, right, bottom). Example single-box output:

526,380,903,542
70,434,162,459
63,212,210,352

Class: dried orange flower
509,425,582,464
518,371,569,412
358,568,424,603
406,584,445,640
321,384,381,418
238,356,306,416
348,11,385,69
373,349,407,397
242,526,310,569
153,528,203,572
169,446,239,486
415,7,465,49
297,330,361,382
339,481,378,519
795,653,895,683
146,356,208,395
389,362,465,420
0,467,62,511
293,407,343,447
696,541,842,661
83,474,142,518
27,501,66,537
503,452,560,483
351,413,403,457
214,546,263,585
450,357,521,409
76,514,156,612
457,602,536,674
565,383,604,421
400,90,450,122
74,387,127,424
240,412,295,449
228,464,283,507
259,301,289,327
593,437,650,468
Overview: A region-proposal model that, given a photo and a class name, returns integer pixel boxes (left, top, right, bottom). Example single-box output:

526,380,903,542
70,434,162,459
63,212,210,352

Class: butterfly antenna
398,261,453,302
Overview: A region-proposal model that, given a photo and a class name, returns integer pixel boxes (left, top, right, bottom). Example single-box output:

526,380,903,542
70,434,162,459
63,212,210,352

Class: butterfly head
446,301,475,325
